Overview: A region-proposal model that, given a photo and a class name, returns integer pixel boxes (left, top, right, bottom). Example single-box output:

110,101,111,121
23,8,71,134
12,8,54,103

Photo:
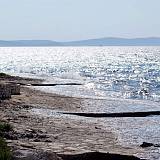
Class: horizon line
1,36,160,42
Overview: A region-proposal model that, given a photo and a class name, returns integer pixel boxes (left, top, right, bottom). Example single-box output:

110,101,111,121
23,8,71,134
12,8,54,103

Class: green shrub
0,73,10,78
0,137,12,160
0,123,13,133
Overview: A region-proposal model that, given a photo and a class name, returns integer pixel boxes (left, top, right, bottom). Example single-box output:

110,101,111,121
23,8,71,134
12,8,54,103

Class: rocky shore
0,74,157,160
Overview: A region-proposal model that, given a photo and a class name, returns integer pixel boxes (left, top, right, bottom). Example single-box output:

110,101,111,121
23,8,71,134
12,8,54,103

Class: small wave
58,72,85,81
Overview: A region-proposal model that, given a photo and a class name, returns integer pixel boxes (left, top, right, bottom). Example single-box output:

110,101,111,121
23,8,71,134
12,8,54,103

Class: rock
25,128,37,134
154,144,160,147
37,134,48,139
9,83,20,95
95,126,101,129
13,150,62,160
45,139,52,142
3,132,18,140
0,82,20,100
140,142,160,148
140,142,154,148
20,143,34,149
25,133,34,139
33,139,41,142
59,152,143,160
0,83,11,100
14,151,143,160
62,111,160,117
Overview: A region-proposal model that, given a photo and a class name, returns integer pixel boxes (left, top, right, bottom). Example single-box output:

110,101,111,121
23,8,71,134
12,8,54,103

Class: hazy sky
0,0,160,41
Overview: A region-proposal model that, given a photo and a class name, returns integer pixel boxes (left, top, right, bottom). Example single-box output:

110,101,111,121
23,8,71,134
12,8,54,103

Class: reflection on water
0,46,160,101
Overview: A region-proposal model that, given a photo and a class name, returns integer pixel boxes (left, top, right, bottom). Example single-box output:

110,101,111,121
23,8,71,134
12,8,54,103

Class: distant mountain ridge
0,40,61,46
0,37,160,46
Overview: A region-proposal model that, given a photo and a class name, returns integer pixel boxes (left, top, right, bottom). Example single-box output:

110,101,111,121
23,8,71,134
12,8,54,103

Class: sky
0,0,160,41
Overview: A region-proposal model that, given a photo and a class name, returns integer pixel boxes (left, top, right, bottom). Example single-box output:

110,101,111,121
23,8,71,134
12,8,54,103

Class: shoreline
0,74,159,159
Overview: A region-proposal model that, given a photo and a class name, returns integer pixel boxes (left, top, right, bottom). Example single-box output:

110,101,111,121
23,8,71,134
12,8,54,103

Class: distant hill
0,38,160,46
0,40,61,47
63,37,160,46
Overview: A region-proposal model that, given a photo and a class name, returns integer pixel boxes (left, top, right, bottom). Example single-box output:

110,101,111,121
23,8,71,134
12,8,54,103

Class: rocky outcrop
0,83,11,100
59,152,144,160
13,150,144,160
140,142,160,148
9,83,20,95
62,111,160,117
0,82,20,100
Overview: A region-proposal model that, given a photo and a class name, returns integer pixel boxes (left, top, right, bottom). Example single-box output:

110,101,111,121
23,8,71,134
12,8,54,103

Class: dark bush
0,137,12,160
0,123,13,133
0,73,11,78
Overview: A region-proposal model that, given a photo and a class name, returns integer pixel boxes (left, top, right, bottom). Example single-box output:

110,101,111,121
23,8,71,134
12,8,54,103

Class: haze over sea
0,46,160,102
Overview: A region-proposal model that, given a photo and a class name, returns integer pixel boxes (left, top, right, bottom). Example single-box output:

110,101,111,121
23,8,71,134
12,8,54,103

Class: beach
0,47,160,159
1,0,160,158
0,75,160,160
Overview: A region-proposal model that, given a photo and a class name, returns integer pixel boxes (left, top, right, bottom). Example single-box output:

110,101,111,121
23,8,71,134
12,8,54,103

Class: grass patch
0,137,12,160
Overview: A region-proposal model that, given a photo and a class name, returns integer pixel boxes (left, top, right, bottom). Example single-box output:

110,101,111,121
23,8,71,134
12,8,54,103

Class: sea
0,47,160,159
0,46,160,101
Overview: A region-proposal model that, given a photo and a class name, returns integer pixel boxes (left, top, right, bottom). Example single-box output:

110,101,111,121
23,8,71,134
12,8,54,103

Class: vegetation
0,73,11,78
0,137,12,160
0,122,12,160
0,122,13,133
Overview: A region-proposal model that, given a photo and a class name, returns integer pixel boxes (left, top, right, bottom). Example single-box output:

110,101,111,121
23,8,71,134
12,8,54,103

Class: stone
59,152,143,160
140,142,160,148
0,82,20,100
33,139,41,142
0,83,11,100
8,83,21,95
140,142,154,148
13,150,62,160
37,134,48,139
45,139,52,142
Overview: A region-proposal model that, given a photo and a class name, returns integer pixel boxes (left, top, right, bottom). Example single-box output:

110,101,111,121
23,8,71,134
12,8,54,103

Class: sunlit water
0,47,160,101
1,47,160,159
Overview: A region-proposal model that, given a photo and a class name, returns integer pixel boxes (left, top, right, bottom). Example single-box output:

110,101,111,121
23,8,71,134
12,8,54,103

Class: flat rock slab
13,150,62,160
59,152,145,160
62,111,160,117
